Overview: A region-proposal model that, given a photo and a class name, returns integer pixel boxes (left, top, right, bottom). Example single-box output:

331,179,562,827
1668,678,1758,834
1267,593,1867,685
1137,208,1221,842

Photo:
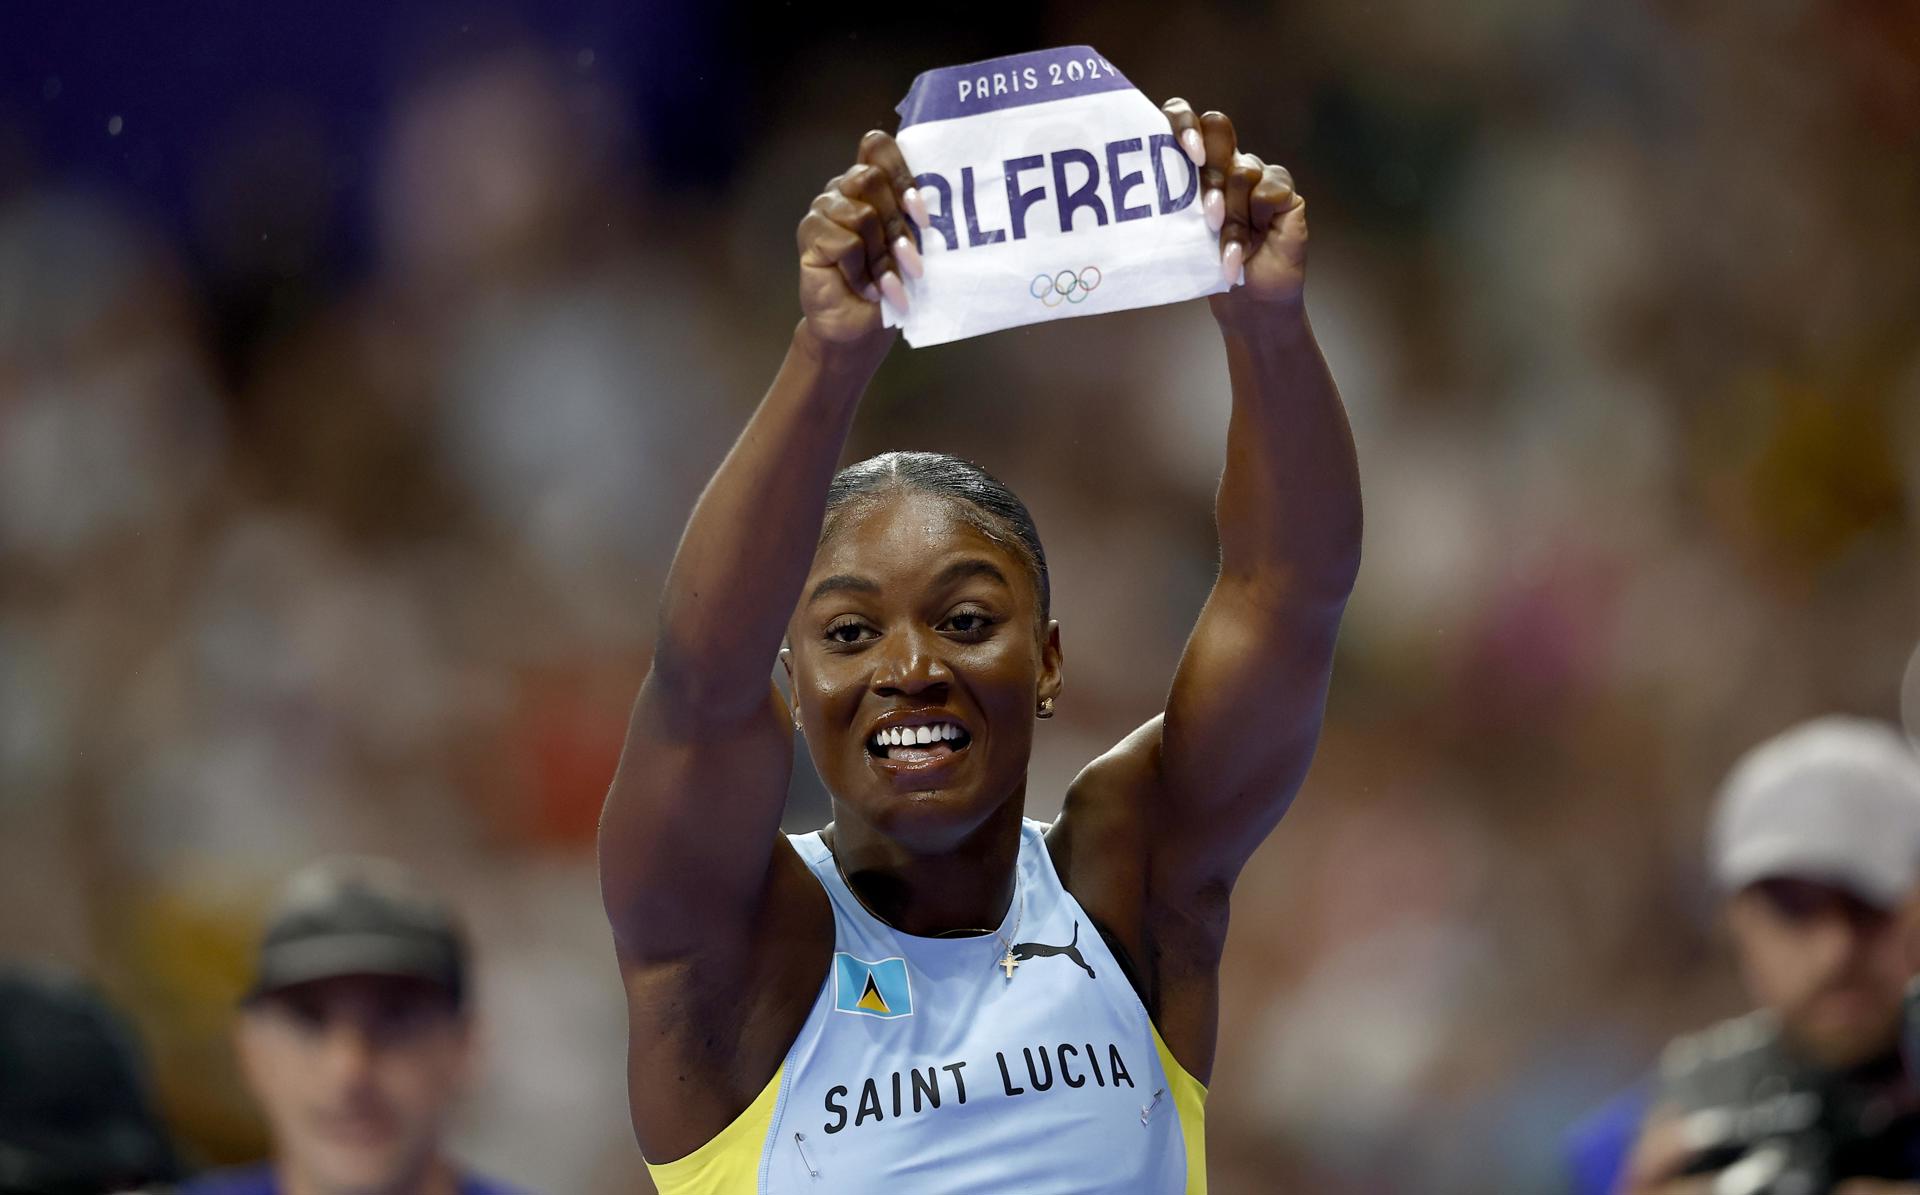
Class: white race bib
884,46,1227,348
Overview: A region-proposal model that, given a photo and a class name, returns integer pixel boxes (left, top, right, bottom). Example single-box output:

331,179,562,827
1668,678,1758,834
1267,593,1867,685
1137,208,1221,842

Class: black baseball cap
0,964,182,1194
244,857,468,1008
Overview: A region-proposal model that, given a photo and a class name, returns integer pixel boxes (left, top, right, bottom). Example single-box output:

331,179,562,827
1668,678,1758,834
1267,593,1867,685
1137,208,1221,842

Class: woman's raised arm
598,131,925,963
1054,107,1361,1049
1149,103,1362,899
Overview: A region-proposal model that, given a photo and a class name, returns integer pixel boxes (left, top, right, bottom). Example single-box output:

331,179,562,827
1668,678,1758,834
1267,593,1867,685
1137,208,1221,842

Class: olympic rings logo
1029,266,1102,307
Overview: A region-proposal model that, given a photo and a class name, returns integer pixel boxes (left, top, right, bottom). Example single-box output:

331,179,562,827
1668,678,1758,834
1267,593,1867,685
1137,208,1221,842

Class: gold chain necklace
827,833,1025,981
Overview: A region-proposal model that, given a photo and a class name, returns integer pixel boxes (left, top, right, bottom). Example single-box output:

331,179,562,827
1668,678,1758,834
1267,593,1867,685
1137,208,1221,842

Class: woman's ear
1038,620,1064,705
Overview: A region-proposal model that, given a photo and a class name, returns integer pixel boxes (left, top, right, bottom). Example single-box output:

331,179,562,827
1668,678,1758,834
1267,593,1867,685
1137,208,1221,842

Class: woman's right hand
796,129,929,347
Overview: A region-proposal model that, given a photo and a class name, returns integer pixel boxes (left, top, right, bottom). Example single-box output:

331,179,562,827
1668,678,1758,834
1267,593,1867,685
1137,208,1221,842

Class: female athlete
599,100,1362,1193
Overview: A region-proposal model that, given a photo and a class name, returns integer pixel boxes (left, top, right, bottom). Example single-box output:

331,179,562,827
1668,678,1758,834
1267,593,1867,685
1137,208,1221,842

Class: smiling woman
597,102,1361,1195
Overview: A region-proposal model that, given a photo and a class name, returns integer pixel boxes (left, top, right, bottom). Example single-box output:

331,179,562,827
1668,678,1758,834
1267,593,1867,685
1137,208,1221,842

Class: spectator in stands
182,857,526,1195
0,963,182,1195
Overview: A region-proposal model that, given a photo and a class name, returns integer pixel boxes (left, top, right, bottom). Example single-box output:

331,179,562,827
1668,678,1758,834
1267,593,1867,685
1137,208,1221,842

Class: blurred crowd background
3,1,1918,1191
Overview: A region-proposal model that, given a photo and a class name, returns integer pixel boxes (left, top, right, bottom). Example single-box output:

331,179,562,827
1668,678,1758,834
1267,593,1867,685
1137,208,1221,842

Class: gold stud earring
1037,697,1055,719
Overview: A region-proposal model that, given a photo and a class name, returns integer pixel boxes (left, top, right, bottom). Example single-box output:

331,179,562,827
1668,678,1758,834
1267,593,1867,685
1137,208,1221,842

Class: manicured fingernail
893,235,924,279
903,186,929,228
862,282,881,301
879,270,909,312
1204,188,1224,232
1221,241,1244,285
1180,129,1204,166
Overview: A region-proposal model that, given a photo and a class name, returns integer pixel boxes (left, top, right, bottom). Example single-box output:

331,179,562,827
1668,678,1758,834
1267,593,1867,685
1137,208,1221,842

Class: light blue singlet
645,818,1207,1194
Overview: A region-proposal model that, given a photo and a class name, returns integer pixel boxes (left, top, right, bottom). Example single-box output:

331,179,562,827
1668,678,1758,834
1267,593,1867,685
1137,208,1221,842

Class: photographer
1622,717,1920,1195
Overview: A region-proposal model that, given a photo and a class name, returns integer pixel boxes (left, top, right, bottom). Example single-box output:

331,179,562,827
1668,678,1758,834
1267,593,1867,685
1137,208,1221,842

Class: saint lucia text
820,1040,1140,1134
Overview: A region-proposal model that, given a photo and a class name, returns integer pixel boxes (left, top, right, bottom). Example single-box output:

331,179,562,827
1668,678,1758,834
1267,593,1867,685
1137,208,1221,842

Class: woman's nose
870,625,951,695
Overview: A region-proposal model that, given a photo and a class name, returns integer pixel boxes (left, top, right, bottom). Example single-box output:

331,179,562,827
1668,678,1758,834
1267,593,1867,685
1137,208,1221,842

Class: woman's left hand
1162,99,1307,314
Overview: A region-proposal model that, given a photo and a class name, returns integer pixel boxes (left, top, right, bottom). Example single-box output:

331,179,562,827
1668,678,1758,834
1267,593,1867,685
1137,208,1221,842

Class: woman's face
787,489,1062,853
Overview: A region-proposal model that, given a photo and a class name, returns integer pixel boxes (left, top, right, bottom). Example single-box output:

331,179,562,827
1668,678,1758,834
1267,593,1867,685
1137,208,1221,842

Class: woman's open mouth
867,719,973,765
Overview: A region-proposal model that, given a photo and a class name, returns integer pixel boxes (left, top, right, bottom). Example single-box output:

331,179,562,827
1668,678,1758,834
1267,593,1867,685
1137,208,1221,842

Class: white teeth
870,722,968,752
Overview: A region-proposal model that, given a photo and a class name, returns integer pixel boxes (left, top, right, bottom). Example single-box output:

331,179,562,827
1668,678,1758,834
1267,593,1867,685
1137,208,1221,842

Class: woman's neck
825,800,1025,937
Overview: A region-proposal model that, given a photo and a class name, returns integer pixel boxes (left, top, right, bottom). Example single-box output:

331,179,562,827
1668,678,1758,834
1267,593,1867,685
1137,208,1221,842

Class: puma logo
1011,921,1096,979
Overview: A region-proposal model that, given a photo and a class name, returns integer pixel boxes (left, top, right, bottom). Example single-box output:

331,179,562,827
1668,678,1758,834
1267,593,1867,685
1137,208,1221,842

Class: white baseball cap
1710,716,1920,908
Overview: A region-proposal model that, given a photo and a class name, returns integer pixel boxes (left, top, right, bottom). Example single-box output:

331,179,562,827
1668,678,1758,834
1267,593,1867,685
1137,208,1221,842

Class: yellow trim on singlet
644,1063,784,1194
1151,1023,1210,1195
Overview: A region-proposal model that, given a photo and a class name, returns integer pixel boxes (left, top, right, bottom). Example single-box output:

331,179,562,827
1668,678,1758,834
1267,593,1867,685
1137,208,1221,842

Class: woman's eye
944,611,995,635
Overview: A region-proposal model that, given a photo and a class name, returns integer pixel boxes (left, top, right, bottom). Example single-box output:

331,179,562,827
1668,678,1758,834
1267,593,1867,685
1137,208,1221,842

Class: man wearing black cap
182,857,525,1195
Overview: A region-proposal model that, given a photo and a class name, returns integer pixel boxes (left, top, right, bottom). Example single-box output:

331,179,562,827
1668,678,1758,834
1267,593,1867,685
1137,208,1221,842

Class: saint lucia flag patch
832,954,913,1019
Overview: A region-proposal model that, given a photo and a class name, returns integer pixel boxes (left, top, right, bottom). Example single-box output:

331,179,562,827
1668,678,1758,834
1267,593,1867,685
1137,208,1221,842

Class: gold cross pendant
999,950,1019,980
